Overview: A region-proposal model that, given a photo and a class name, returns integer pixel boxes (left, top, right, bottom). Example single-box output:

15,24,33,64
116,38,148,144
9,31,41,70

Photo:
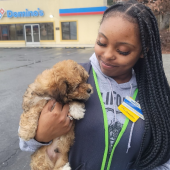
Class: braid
149,26,170,129
136,14,162,169
136,15,168,169
133,13,152,167
145,6,162,58
101,1,170,169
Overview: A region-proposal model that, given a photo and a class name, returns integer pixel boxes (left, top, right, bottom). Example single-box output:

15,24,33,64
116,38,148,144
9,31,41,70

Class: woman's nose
104,47,116,60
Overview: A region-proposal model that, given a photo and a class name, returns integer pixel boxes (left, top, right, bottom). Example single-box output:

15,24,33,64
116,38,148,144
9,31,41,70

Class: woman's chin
100,67,114,77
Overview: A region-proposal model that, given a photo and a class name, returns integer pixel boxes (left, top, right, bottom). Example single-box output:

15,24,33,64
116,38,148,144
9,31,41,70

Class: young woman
19,1,170,169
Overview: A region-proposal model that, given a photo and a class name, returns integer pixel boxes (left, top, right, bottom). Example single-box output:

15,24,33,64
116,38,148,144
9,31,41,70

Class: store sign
0,8,44,19
0,8,5,19
7,8,44,18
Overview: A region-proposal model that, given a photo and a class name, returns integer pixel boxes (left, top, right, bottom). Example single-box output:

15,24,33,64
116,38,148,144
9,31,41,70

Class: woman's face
94,16,143,82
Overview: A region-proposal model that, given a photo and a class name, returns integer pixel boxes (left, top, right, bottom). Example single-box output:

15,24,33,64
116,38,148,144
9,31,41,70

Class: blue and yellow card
118,96,144,122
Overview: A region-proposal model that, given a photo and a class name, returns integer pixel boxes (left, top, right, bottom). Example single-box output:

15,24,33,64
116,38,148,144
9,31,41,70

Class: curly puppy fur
19,60,93,170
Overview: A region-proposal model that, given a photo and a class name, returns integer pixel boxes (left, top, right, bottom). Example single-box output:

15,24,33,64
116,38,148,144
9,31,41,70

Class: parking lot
0,47,94,170
0,48,170,170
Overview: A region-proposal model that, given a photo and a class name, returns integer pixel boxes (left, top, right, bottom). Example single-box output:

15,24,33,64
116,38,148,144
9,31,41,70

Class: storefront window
9,24,17,40
1,25,9,40
0,22,54,41
0,26,2,40
40,23,54,40
70,22,77,40
0,24,22,40
61,21,77,40
16,24,24,40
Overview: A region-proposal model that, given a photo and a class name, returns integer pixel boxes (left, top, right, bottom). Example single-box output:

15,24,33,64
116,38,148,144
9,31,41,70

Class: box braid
101,1,170,169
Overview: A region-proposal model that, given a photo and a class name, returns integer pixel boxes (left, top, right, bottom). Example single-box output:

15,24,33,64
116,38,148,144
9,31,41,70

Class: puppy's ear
74,64,88,81
78,65,89,81
55,78,69,103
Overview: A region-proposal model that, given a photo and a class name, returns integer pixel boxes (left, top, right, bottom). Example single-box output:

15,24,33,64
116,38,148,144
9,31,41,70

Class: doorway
24,24,40,46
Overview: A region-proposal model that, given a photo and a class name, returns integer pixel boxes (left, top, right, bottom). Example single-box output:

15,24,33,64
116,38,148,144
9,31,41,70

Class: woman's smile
100,59,119,70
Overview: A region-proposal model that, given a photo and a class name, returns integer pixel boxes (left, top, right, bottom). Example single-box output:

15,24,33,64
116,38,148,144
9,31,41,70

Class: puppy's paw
62,162,71,170
69,102,85,120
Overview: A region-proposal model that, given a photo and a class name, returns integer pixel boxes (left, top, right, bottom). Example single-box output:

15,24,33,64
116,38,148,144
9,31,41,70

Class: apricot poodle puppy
19,60,93,170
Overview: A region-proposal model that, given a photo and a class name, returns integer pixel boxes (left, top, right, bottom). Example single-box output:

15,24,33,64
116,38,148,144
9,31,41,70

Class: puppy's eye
72,84,79,91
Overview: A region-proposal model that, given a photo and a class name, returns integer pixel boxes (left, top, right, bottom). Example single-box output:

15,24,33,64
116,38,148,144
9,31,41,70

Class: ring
68,115,73,120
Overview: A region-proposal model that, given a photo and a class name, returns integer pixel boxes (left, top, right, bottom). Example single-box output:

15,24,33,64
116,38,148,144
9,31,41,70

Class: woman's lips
100,60,119,69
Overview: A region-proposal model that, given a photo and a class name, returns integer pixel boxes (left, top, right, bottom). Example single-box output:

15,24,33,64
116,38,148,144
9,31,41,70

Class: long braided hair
101,1,170,170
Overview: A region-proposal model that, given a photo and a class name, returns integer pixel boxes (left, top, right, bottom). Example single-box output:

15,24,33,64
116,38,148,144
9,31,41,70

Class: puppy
19,60,93,170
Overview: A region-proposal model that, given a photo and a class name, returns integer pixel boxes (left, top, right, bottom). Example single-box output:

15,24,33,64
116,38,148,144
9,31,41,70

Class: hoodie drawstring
126,122,135,153
130,83,133,96
126,83,135,153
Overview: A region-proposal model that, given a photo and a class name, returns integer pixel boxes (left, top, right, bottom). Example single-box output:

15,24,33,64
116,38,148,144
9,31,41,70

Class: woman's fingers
68,119,74,129
35,100,74,142
62,104,69,116
52,102,72,122
43,99,56,112
51,101,62,113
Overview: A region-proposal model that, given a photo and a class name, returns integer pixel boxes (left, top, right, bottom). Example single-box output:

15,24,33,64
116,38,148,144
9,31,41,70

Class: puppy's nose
87,88,91,93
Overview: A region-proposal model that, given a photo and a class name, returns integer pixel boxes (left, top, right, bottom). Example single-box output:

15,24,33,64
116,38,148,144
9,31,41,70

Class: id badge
118,96,144,122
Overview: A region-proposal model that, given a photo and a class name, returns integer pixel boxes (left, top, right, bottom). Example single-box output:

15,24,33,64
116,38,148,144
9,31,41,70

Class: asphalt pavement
0,48,94,170
0,48,170,170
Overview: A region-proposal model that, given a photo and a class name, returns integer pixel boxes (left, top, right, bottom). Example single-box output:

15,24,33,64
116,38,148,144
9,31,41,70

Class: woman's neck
111,71,132,84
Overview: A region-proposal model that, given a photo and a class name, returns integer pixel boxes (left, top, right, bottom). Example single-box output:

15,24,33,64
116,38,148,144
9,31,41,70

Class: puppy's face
67,77,93,102
65,62,93,102
37,60,93,103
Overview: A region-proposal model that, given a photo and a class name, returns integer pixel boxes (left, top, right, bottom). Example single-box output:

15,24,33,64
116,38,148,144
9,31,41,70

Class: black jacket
69,62,150,170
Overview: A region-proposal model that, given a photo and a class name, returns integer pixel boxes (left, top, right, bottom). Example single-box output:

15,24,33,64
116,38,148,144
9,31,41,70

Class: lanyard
92,68,138,170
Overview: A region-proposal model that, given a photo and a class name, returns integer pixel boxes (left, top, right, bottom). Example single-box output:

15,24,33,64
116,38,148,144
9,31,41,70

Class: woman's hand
35,100,73,143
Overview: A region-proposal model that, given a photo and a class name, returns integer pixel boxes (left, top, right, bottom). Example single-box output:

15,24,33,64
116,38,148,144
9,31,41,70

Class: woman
19,1,170,169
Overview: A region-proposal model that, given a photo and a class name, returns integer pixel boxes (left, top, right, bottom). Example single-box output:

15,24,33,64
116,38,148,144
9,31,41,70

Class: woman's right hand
35,100,73,143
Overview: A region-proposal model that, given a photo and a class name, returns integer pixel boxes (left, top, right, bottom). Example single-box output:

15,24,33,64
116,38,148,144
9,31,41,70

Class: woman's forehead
99,16,140,46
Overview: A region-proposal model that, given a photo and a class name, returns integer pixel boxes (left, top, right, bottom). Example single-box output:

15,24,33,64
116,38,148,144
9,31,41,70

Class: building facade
0,0,108,47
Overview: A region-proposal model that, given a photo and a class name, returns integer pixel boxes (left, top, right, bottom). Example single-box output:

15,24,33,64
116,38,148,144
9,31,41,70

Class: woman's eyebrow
99,32,108,40
116,42,135,48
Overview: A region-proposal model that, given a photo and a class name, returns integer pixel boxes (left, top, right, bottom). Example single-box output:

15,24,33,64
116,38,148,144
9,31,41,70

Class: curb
65,47,85,49
0,47,86,49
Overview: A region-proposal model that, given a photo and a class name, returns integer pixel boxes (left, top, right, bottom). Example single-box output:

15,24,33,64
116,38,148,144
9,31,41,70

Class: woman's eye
117,49,130,56
97,41,106,47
